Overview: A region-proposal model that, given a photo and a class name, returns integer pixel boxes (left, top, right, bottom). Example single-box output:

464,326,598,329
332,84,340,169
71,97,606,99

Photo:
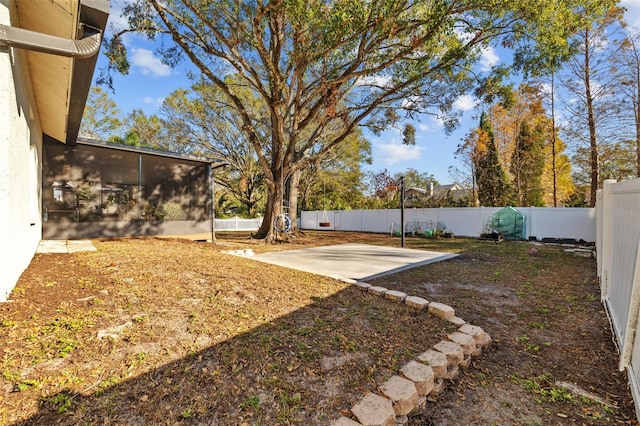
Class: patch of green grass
331,332,357,351
295,342,315,361
511,373,575,404
43,317,87,334
43,392,74,413
529,322,546,330
77,277,100,289
527,344,540,352
55,337,79,357
97,375,122,394
127,352,148,369
2,369,41,391
241,395,261,410
180,407,193,419
547,386,575,403
277,391,302,423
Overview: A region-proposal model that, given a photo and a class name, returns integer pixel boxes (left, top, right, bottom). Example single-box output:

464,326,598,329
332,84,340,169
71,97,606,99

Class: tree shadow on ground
14,286,455,425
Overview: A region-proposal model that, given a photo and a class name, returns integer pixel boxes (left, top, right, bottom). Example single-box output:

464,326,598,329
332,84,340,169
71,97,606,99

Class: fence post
601,179,617,300
620,238,640,371
596,189,604,279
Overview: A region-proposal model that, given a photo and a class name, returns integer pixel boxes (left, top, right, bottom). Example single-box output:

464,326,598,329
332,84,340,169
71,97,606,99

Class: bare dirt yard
0,231,637,425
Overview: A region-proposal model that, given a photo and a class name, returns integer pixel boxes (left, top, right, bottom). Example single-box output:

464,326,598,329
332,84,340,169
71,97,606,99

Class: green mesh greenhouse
491,207,526,240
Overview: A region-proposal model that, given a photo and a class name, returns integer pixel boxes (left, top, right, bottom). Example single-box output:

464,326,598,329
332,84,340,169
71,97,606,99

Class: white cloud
479,46,500,71
106,0,128,32
377,143,423,165
357,75,393,88
622,0,640,29
130,48,171,78
417,123,429,132
143,96,164,106
453,94,475,112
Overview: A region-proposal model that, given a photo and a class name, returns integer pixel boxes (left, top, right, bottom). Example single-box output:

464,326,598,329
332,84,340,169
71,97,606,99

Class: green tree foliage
510,120,545,206
402,124,416,146
159,83,267,217
299,129,371,212
104,1,615,239
612,29,640,178
393,168,435,191
559,6,626,206
366,169,400,209
475,112,513,206
119,109,165,148
541,134,574,206
572,140,637,185
482,83,574,207
79,87,123,139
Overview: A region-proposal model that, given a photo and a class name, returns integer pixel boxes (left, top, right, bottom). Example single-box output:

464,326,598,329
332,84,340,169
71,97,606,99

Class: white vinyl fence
596,178,640,419
301,206,596,241
215,216,263,231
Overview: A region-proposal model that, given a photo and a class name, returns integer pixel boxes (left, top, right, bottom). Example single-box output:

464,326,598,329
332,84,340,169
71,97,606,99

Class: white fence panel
300,211,321,229
596,178,640,421
440,207,501,237
302,207,596,241
599,180,640,347
334,210,358,231
215,216,262,231
528,207,596,241
354,209,385,233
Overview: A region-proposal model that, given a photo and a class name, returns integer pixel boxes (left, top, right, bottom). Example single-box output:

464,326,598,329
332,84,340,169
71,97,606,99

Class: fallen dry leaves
0,231,636,425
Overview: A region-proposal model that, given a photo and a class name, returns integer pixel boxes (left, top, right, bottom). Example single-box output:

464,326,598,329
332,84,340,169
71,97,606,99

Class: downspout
0,23,101,58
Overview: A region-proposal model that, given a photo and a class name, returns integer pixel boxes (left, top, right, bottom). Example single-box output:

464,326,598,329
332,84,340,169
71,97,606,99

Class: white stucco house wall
0,0,109,301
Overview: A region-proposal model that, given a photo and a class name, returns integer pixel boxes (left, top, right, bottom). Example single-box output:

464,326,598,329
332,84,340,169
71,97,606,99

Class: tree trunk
550,72,558,207
584,33,599,207
253,175,285,243
636,65,640,177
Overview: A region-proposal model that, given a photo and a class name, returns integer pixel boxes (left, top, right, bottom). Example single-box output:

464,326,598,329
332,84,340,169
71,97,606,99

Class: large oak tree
104,0,616,241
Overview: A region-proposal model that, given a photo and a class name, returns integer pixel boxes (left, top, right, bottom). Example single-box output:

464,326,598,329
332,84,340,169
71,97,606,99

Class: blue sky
94,1,640,184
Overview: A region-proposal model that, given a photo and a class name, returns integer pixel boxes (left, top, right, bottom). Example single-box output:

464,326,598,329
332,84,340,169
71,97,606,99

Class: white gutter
0,24,101,58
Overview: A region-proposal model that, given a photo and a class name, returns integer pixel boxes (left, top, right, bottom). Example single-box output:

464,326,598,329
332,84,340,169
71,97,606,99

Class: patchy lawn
0,231,636,425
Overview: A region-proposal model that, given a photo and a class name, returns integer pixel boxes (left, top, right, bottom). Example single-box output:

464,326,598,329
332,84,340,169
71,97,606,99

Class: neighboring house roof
405,187,428,197
433,183,460,195
406,183,466,197
5,0,109,144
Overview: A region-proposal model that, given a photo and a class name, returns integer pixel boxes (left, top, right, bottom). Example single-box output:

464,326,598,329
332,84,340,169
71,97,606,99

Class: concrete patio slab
250,243,457,281
37,240,97,254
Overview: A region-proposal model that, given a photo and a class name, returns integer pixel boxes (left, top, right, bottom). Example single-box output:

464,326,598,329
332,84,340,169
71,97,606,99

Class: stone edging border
331,280,492,426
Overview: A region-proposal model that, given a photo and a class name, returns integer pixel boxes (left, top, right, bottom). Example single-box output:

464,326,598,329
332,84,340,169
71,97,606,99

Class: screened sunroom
42,137,226,240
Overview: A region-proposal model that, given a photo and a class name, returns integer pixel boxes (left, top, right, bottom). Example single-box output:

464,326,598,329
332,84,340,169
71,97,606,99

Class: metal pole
400,176,405,248
138,154,143,220
209,164,216,244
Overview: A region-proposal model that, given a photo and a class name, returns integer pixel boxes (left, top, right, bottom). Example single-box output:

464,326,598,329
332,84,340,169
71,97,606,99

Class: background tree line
78,0,640,238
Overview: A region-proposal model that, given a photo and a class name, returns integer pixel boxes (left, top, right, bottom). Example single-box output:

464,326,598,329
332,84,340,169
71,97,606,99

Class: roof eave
8,0,109,145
